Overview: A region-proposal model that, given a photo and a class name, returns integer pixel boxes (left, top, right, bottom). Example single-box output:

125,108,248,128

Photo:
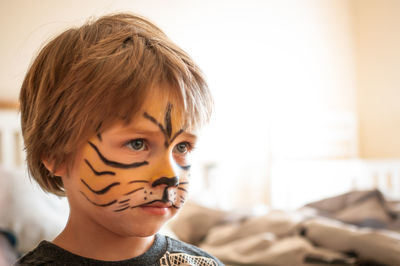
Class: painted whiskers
79,105,190,212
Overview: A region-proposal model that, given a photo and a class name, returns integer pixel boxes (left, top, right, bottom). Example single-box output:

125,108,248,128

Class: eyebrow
116,128,197,142
111,125,164,136
178,132,197,141
109,112,198,141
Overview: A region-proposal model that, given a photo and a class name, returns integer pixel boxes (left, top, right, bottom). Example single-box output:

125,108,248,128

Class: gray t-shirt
15,234,223,266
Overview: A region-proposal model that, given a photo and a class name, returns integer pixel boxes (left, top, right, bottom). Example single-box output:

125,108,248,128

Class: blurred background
1,0,399,211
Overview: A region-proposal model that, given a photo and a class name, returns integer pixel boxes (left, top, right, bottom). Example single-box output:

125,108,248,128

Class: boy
16,13,222,266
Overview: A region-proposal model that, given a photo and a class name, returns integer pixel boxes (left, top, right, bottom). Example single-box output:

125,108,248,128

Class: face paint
72,102,193,219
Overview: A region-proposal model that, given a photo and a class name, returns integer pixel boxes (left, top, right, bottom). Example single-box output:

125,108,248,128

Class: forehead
109,88,188,133
141,89,184,124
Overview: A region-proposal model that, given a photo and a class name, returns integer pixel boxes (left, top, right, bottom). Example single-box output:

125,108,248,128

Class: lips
139,201,172,215
142,201,172,208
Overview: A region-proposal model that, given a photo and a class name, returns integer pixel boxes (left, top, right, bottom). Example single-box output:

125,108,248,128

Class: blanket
169,190,400,266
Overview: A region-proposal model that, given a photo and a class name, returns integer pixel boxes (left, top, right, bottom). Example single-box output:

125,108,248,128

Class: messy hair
19,13,212,195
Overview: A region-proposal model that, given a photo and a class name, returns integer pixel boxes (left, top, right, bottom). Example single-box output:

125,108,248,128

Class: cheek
78,164,151,203
78,143,148,194
73,143,191,211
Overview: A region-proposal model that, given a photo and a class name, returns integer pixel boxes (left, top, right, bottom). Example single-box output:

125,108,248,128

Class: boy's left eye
127,139,147,151
173,142,190,154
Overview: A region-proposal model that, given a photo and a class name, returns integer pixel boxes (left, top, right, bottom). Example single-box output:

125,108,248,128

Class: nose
152,176,179,187
149,153,180,186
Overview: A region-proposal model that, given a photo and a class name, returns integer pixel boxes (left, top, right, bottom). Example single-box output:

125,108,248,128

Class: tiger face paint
62,94,196,237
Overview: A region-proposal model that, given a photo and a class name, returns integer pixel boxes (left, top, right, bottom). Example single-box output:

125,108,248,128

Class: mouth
139,200,173,215
142,200,172,208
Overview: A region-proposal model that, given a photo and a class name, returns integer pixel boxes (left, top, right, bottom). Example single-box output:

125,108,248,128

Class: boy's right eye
127,139,147,151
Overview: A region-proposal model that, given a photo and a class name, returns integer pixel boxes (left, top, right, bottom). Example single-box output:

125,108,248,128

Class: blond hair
20,13,212,195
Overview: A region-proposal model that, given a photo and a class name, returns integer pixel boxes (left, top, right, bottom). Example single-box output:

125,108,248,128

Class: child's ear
42,159,67,177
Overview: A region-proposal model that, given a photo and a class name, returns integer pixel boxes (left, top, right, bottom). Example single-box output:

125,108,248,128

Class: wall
352,0,400,158
0,0,359,208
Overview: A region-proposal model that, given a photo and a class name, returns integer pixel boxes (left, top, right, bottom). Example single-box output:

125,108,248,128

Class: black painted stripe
143,112,170,148
84,159,115,176
164,103,173,138
124,187,144,196
80,191,116,207
143,112,168,137
178,187,187,192
119,199,130,203
170,129,184,144
128,180,149,184
143,109,187,150
81,179,120,195
88,141,148,169
114,206,130,212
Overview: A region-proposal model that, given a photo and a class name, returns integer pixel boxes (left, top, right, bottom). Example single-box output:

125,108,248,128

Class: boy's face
63,91,196,237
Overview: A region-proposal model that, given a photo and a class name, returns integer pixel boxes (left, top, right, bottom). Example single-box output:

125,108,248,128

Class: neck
53,211,154,261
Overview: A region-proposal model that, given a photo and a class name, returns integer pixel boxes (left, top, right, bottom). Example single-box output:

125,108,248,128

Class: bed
169,189,400,266
1,102,400,265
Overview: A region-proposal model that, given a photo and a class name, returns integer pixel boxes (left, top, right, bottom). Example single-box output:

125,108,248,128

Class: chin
112,220,166,238
134,229,160,238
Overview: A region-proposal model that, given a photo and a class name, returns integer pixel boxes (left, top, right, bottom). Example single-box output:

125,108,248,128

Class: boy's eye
127,139,147,151
174,142,190,154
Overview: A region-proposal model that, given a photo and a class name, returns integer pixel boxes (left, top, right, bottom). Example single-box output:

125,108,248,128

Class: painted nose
150,153,180,186
152,176,179,187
